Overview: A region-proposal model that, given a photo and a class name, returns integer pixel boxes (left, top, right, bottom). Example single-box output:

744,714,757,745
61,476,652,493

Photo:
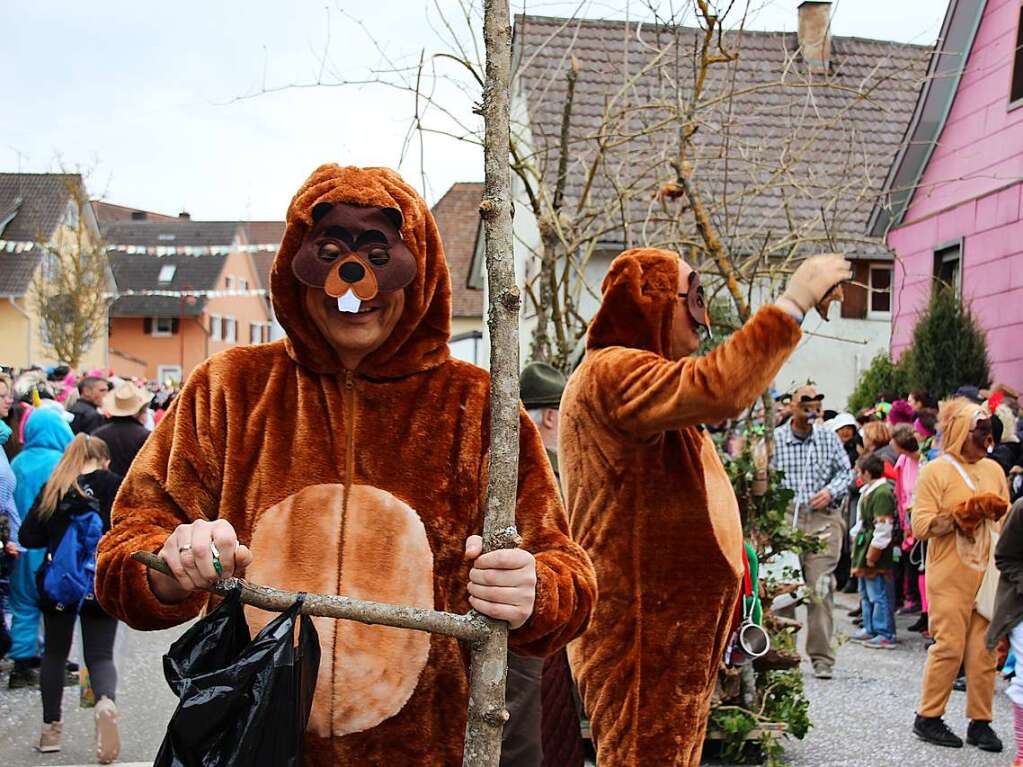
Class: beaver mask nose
340,261,365,283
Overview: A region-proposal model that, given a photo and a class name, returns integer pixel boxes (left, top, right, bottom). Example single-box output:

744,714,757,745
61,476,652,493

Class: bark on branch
132,551,488,642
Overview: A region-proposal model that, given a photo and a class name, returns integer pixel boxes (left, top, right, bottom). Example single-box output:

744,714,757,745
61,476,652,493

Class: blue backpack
43,508,103,610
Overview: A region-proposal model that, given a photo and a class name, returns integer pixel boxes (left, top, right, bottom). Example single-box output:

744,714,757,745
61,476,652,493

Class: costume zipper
331,369,357,741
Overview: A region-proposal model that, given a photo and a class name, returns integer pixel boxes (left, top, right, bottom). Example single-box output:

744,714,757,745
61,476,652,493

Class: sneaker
849,605,863,617
852,617,864,627
966,720,1003,753
897,603,922,615
95,696,121,764
863,636,897,650
8,660,39,689
908,612,929,633
953,675,967,692
812,663,833,679
913,714,963,748
36,721,61,753
850,630,874,643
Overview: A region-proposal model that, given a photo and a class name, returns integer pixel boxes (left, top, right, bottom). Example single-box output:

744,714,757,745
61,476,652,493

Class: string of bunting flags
0,240,282,256
104,243,280,256
104,288,268,298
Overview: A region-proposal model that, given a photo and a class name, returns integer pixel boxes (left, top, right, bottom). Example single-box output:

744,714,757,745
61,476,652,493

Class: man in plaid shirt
773,385,854,679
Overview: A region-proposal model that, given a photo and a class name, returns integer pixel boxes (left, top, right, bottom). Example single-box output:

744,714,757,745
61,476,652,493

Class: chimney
798,1,832,75
178,211,191,220
130,210,147,221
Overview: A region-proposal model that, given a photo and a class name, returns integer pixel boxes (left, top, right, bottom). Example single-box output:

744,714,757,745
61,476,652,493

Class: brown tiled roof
103,220,244,247
249,250,275,294
514,15,931,259
92,201,179,224
108,252,226,317
241,221,285,245
432,183,483,318
0,173,79,242
0,252,43,297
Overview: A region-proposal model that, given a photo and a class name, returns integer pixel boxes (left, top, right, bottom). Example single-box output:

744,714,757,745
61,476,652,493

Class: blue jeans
859,572,896,641
9,548,45,661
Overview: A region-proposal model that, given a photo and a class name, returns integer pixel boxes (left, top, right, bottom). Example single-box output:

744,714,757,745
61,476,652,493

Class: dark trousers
501,652,543,766
41,607,118,723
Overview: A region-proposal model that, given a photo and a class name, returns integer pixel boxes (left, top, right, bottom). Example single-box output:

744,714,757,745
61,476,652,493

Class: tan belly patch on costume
244,483,434,738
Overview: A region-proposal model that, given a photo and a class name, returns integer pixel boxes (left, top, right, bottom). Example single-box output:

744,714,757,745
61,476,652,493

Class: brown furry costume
559,249,802,766
95,164,597,766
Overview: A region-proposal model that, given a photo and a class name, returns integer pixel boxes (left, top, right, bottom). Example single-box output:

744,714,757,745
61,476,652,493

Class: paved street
0,624,185,766
0,595,1015,766
771,592,1013,767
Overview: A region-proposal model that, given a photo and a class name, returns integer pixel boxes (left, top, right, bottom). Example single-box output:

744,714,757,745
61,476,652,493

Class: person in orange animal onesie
95,164,597,766
559,248,850,766
911,398,1009,752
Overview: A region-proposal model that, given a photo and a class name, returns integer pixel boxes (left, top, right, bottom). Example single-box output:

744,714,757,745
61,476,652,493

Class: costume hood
586,248,679,357
271,164,452,378
938,397,986,462
23,407,74,453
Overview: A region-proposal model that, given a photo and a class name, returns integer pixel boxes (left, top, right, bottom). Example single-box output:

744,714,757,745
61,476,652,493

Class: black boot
966,720,1003,752
8,659,40,689
953,674,967,692
913,714,963,748
908,612,928,633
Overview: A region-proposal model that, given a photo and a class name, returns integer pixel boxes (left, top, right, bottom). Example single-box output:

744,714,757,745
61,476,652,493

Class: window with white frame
239,278,248,292
224,316,237,343
449,331,484,367
209,314,222,341
158,265,176,283
868,265,893,318
225,275,235,291
151,317,175,337
64,201,79,228
1011,3,1023,106
249,322,260,344
157,365,183,386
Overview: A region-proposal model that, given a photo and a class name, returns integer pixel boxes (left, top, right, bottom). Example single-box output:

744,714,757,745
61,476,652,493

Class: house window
224,316,237,343
158,365,183,385
249,322,260,344
868,265,892,318
449,331,484,366
262,323,272,343
1011,4,1023,106
64,201,79,228
158,265,176,283
151,317,175,337
209,314,222,341
225,275,235,291
239,278,248,292
933,242,962,295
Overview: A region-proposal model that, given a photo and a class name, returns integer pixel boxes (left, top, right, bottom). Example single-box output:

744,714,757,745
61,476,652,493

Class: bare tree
30,176,110,368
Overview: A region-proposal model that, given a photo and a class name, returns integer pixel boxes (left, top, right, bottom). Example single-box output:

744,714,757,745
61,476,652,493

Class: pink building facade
877,0,1023,387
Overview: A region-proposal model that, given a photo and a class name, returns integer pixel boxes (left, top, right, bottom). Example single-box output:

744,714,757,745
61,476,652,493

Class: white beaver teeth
337,293,362,313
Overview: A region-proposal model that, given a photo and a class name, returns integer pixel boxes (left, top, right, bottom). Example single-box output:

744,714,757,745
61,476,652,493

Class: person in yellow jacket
911,397,1010,752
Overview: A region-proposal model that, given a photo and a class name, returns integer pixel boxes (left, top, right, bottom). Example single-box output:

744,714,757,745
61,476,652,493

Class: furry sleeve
95,362,226,630
591,305,801,437
503,410,596,656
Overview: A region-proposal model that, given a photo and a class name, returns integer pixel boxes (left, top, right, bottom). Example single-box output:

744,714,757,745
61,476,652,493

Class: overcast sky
3,0,948,222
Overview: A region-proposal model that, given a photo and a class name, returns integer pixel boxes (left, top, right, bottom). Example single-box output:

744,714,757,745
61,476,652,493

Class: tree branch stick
132,551,488,642
464,1,519,765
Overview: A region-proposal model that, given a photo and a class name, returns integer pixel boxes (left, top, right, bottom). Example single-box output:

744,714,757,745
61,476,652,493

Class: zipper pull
344,370,354,389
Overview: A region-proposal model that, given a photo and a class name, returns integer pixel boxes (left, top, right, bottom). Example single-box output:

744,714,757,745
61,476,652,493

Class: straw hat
103,381,154,417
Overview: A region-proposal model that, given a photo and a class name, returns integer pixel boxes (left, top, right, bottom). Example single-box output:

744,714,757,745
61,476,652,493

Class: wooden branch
464,2,519,765
131,552,488,642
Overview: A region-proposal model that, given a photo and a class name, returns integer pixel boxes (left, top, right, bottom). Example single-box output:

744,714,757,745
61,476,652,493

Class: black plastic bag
154,590,321,767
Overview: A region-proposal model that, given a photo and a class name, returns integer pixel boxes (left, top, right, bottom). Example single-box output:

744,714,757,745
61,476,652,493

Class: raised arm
95,363,226,630
593,305,801,437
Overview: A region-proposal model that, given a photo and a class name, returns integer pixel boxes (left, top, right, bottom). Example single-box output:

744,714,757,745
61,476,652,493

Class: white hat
827,412,857,432
103,382,155,417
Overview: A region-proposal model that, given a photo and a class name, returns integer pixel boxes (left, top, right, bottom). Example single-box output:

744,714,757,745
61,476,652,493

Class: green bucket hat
519,362,566,409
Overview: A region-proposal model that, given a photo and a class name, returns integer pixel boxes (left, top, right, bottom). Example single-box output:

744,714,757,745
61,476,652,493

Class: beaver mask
292,202,417,313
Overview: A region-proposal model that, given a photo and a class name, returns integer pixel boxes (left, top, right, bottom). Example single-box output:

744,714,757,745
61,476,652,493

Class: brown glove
953,493,1009,533
781,254,853,316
